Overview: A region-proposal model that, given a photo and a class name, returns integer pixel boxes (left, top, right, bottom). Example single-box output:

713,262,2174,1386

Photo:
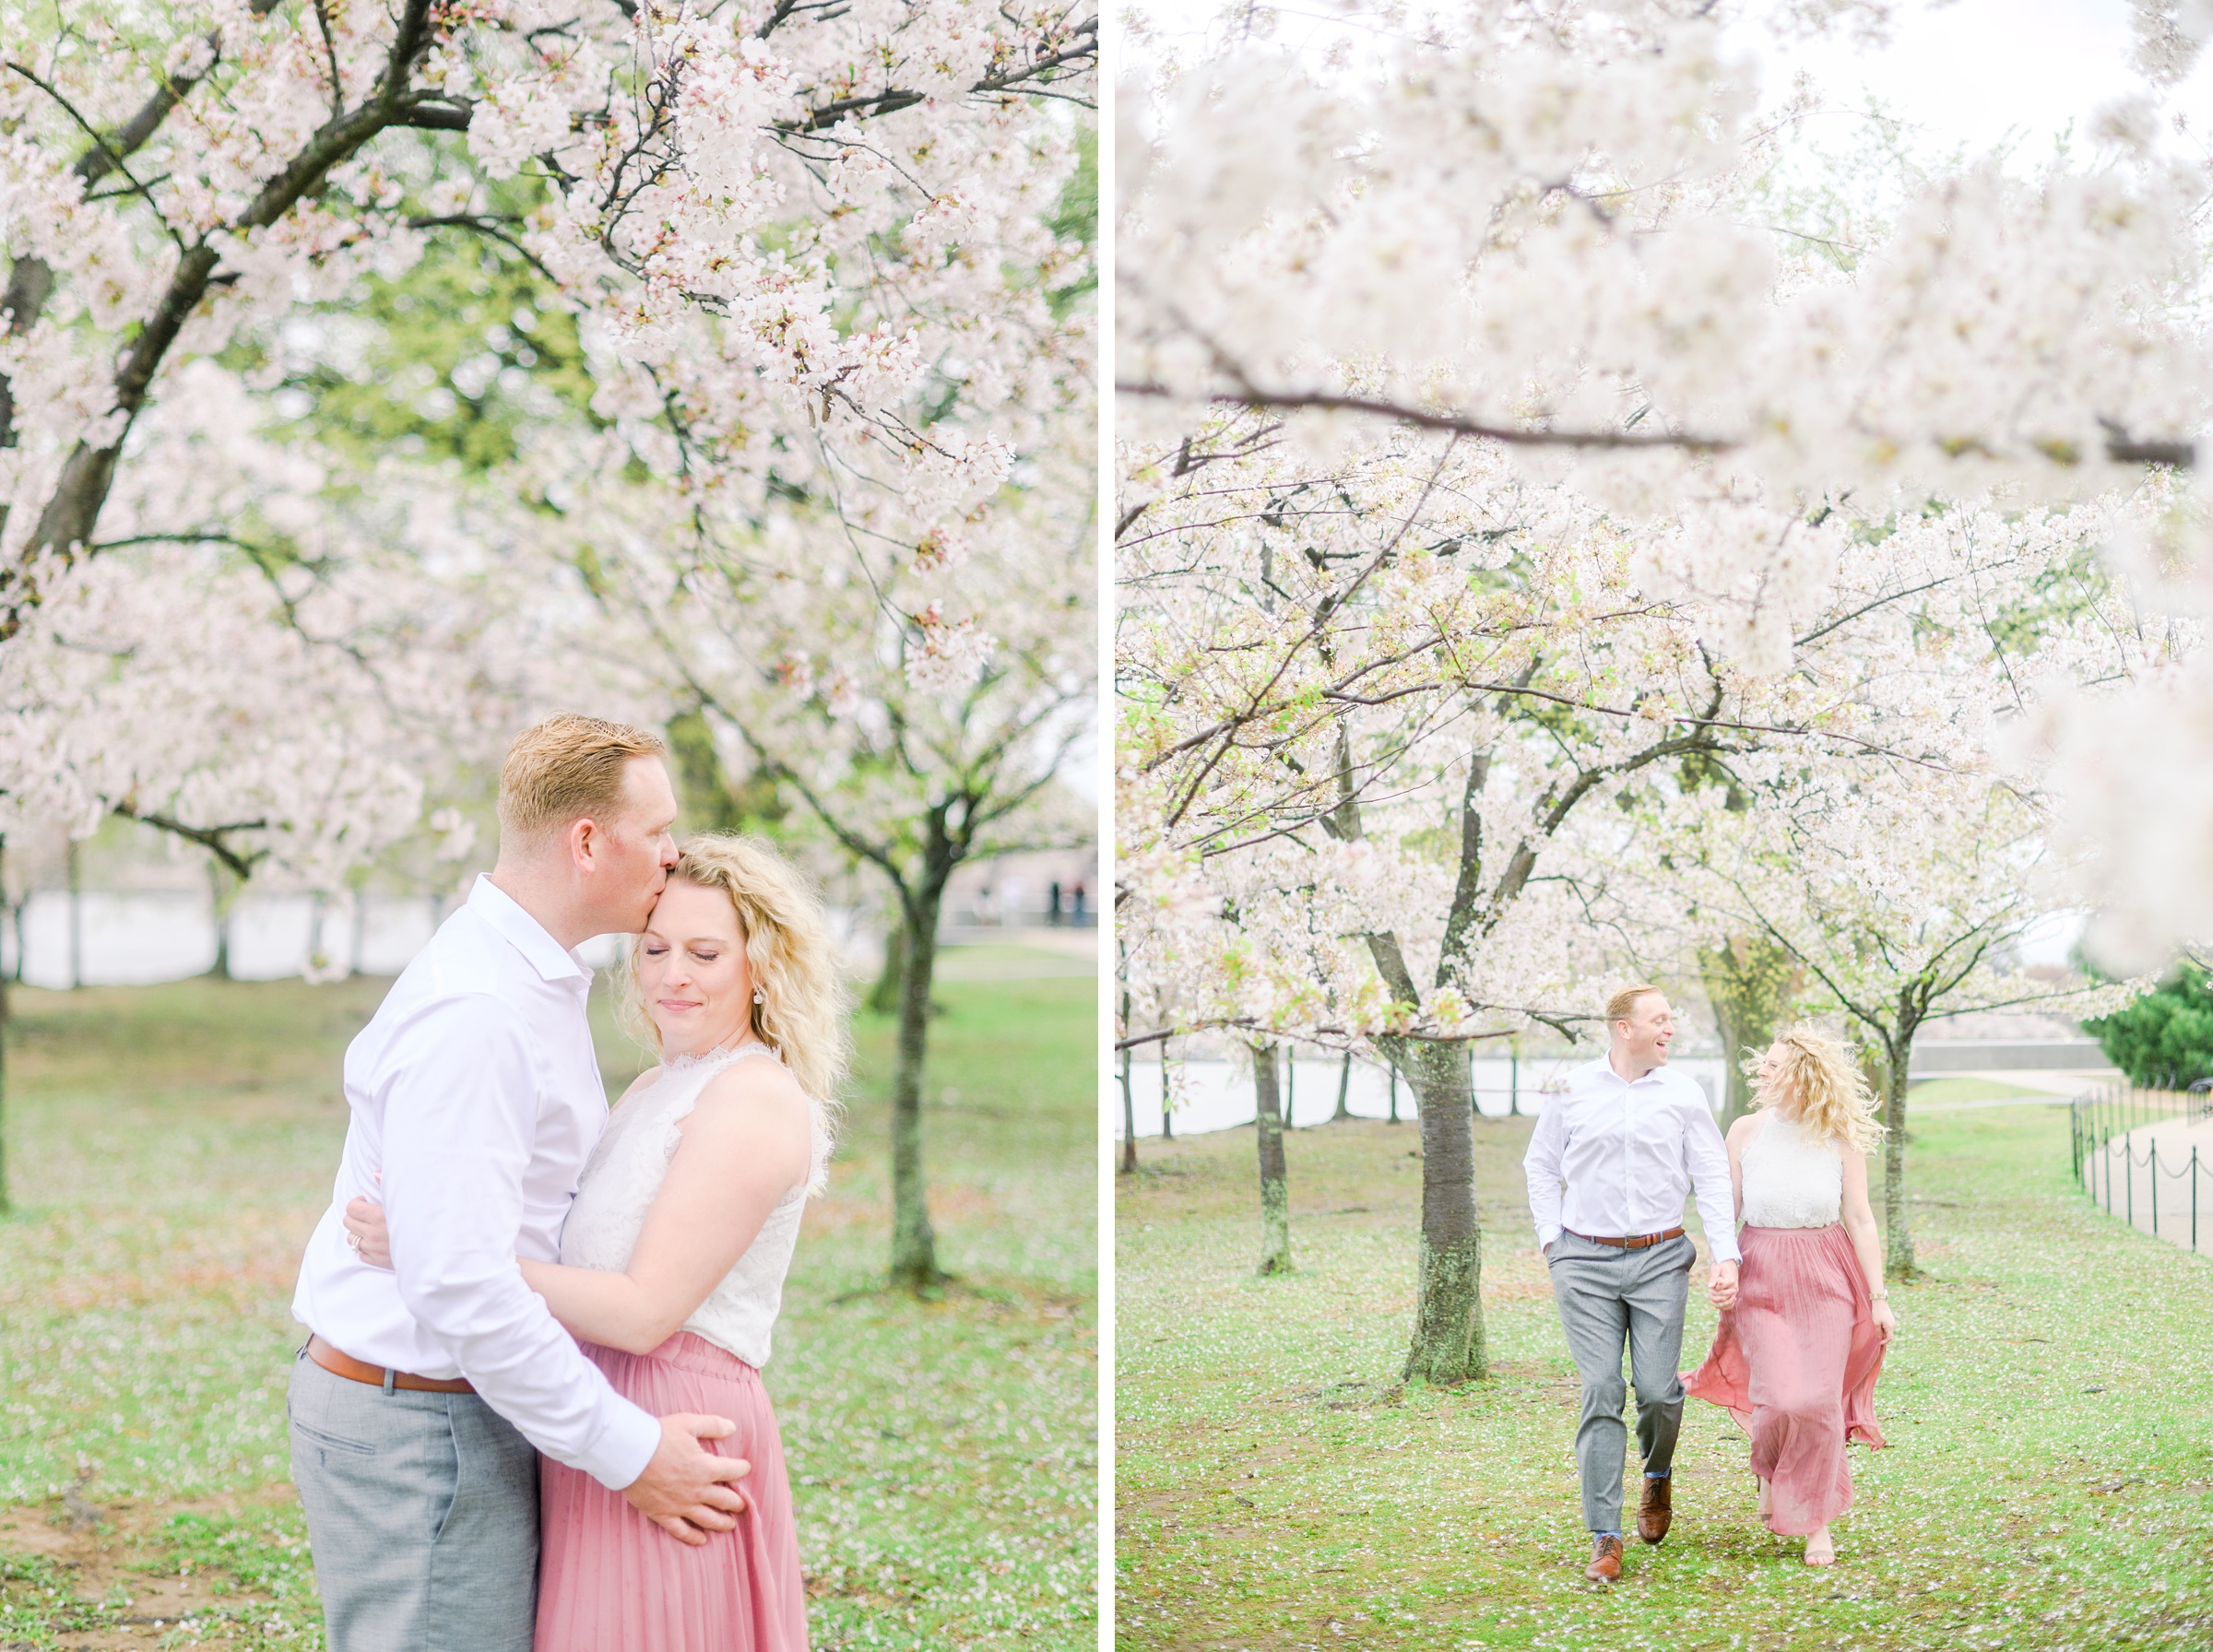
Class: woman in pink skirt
1686,1027,1894,1565
354,832,843,1649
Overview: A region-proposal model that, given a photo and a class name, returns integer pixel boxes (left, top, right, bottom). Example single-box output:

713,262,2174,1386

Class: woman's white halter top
560,1042,830,1368
1739,1111,1844,1228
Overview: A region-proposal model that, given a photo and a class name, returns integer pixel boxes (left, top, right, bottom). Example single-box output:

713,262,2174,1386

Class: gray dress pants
288,1347,538,1652
1546,1230,1695,1534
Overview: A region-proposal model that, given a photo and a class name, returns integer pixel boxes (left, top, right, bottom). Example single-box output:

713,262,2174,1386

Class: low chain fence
2071,1084,2213,1254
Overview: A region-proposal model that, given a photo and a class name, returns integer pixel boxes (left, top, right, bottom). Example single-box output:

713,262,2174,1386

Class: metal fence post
2127,1134,2136,1229
2152,1139,2160,1239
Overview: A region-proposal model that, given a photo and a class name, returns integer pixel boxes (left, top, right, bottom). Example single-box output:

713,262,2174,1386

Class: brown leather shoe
1637,1474,1673,1544
1584,1535,1624,1581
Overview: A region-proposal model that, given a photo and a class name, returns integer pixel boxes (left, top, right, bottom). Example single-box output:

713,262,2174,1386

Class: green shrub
2084,962,2213,1088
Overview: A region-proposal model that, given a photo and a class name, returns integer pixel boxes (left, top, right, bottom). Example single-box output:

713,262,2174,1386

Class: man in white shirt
289,716,751,1651
1523,984,1740,1582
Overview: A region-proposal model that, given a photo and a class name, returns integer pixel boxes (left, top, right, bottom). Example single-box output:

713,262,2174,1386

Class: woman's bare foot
1756,1476,1771,1519
1804,1525,1835,1566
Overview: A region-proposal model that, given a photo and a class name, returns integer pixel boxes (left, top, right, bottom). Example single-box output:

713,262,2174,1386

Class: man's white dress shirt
291,876,661,1490
1522,1056,1741,1264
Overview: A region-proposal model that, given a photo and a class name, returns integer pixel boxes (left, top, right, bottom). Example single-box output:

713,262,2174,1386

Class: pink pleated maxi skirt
1685,1222,1888,1536
535,1332,809,1652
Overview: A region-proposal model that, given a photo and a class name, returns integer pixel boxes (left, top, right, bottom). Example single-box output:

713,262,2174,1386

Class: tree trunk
1332,1050,1353,1121
0,834,10,1214
206,865,233,982
1119,1042,1137,1174
1878,1031,1915,1278
1251,1041,1292,1274
888,881,949,1292
1391,1036,1485,1386
1118,971,1137,1173
66,839,82,990
1699,934,1802,1127
868,921,905,1015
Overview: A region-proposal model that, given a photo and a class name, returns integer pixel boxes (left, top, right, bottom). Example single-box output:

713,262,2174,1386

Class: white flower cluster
1118,403,2172,1055
0,0,1094,890
1118,0,2213,1034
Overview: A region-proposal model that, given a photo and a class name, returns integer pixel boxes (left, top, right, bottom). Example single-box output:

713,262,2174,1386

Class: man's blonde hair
1606,983,1664,1024
498,714,668,843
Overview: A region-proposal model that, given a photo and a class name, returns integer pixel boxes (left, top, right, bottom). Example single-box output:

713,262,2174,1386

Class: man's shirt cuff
1536,1223,1562,1251
582,1398,664,1491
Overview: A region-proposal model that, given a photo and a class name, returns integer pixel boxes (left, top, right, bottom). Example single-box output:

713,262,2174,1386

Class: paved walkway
1906,1068,2114,1112
2082,1111,2213,1256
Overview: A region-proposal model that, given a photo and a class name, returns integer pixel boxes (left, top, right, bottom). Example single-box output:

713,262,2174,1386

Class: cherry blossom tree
1117,416,1906,1383
1120,0,2213,947
1118,387,2183,1376
0,1,1096,1269
0,367,574,1211
0,1,1094,610
1120,1,2203,493
1118,0,2213,1375
540,403,1096,1292
1661,764,2136,1276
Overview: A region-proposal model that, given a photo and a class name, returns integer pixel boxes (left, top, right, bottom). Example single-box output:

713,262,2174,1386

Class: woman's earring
752,987,765,1005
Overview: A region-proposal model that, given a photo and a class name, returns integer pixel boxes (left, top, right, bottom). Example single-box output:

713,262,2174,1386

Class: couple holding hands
1525,985,1896,1578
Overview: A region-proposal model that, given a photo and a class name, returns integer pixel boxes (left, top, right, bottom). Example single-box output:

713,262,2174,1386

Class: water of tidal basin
1111,1053,1728,1138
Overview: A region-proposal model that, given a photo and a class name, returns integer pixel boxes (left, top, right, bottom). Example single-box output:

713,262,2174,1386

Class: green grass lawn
0,950,1095,1651
1116,1102,2213,1652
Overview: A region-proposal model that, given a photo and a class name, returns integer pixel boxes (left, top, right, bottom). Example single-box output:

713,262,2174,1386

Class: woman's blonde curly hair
619,832,850,1155
1757,1025,1888,1152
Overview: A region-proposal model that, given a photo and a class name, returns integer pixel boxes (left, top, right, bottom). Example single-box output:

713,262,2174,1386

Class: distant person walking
1686,1028,1892,1565
1524,985,1738,1581
1047,879,1063,926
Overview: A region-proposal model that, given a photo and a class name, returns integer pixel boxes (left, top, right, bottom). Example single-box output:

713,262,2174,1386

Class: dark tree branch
1118,381,2197,469
407,213,554,282
6,0,454,632
778,16,1096,134
112,806,268,879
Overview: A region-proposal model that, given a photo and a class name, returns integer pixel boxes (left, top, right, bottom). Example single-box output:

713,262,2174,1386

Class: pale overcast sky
1743,0,2213,164
1135,2,2213,163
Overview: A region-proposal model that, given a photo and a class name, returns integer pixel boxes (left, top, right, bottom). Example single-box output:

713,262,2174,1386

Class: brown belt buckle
1572,1227,1680,1250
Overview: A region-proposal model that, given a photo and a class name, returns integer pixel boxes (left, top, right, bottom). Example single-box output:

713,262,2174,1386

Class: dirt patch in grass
0,1485,314,1650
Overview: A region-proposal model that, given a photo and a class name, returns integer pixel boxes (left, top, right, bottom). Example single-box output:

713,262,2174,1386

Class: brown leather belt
1568,1226,1686,1250
306,1334,475,1395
